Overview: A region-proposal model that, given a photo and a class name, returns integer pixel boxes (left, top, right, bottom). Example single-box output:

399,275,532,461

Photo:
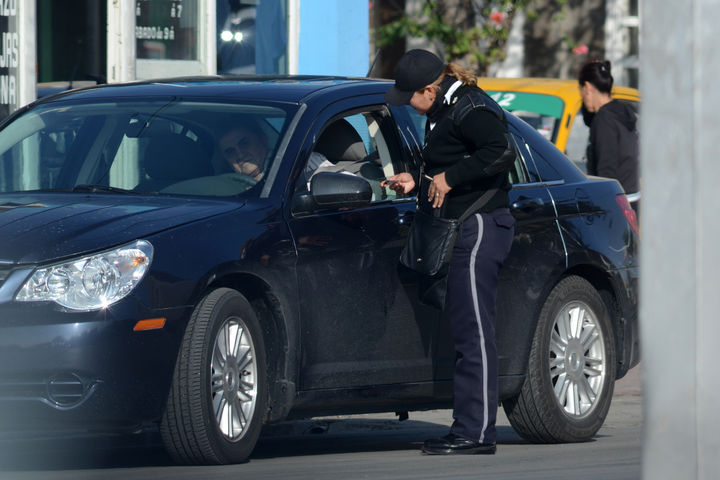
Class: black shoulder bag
399,188,499,309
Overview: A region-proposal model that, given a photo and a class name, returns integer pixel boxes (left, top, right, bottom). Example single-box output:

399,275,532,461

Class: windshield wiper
72,184,134,194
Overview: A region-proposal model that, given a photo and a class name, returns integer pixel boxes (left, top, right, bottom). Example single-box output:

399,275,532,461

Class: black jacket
586,99,639,194
419,83,511,219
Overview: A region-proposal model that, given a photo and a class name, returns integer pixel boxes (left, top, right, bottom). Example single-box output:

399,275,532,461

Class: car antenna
366,48,381,78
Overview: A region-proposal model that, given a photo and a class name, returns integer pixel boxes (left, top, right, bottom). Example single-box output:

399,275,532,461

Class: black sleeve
591,112,621,181
444,108,508,188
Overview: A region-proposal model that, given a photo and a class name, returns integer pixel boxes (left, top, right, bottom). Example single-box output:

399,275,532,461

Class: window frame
291,104,411,211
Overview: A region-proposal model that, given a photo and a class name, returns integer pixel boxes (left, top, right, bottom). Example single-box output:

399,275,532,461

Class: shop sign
0,0,18,119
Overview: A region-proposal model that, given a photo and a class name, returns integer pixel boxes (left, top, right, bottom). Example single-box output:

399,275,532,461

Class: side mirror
292,172,373,215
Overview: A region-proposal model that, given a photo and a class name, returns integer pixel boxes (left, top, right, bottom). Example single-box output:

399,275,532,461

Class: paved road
0,365,643,480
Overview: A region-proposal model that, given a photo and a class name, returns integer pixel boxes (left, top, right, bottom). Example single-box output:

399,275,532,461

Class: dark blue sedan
0,76,639,464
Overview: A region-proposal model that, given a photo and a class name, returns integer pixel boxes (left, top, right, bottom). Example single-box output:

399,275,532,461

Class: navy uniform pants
445,208,515,445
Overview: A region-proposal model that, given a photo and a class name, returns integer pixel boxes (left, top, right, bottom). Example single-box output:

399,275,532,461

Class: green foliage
375,0,531,74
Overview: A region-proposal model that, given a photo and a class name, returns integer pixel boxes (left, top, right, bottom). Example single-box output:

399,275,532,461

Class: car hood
0,193,244,265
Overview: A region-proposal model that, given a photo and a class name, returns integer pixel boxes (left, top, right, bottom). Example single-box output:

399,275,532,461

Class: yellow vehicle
477,77,640,169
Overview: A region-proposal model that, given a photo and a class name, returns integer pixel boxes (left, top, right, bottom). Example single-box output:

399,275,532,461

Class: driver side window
298,108,402,202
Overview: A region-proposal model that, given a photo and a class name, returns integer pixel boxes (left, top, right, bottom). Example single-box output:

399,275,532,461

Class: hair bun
578,59,614,94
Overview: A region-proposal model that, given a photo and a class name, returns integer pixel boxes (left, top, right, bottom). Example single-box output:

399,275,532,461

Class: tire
160,288,267,464
503,275,616,443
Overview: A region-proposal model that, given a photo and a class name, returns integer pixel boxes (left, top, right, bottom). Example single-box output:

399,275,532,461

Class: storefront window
217,0,287,74
136,0,199,61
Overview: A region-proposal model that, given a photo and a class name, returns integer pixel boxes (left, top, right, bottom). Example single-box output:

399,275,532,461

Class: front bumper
0,297,190,432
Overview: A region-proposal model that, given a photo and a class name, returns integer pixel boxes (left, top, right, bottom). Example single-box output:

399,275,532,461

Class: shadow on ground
0,416,526,471
253,417,525,459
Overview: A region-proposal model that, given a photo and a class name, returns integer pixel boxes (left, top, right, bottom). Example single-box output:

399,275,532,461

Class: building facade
2,0,369,120
496,0,640,87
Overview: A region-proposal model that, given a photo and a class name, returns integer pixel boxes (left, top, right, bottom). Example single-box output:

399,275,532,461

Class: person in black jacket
579,60,640,216
383,49,515,455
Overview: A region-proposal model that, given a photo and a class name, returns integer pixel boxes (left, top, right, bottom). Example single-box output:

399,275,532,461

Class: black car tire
503,275,616,443
160,288,267,464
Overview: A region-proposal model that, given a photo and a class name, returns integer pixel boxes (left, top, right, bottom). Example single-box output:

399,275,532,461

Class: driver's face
220,126,268,179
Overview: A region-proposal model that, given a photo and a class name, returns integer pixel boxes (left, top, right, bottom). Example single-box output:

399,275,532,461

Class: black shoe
422,433,496,455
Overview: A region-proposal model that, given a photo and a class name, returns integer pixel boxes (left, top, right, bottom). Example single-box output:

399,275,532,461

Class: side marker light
133,318,166,331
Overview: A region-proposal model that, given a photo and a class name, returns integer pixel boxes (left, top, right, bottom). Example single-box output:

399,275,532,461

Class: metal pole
640,0,720,478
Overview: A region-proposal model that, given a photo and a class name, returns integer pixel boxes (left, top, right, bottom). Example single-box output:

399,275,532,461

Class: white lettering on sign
171,2,183,18
0,0,19,114
135,26,176,41
0,32,18,68
0,74,16,104
0,0,17,17
489,92,516,108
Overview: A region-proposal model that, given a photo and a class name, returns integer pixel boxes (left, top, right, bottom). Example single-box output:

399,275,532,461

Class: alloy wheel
210,316,258,440
549,300,607,418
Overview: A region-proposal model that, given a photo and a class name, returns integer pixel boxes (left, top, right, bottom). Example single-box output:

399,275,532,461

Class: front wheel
160,288,267,464
503,275,616,443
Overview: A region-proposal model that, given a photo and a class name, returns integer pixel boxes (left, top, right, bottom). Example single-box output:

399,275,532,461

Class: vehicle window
565,111,590,171
486,91,564,143
402,105,426,144
0,125,79,192
297,107,402,202
507,134,528,185
508,115,565,183
0,100,294,197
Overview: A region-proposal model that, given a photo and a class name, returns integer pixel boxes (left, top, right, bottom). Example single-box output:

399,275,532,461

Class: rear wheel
160,288,267,464
503,275,616,442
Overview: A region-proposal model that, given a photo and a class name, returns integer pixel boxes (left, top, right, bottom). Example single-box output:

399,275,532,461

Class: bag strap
457,188,500,223
428,186,500,221
422,164,500,222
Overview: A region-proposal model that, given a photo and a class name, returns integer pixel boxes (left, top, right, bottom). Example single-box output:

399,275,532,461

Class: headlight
15,240,153,311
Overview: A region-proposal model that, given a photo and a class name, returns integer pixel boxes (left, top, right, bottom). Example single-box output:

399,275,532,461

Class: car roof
36,75,394,105
478,77,641,102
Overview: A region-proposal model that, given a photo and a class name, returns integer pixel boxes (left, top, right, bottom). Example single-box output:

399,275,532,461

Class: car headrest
144,134,213,181
314,118,367,164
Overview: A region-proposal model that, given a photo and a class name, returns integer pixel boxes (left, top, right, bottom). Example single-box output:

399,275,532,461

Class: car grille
0,373,98,409
46,373,89,407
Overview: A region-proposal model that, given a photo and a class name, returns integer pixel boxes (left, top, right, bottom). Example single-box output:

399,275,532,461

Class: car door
494,125,569,382
288,100,437,391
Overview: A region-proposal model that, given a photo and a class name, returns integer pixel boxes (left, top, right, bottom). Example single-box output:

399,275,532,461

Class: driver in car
218,118,269,181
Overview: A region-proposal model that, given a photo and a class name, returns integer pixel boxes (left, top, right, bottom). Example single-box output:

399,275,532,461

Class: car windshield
0,98,294,197
485,91,564,143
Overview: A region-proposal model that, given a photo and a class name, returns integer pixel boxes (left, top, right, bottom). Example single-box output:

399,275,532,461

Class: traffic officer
383,49,515,455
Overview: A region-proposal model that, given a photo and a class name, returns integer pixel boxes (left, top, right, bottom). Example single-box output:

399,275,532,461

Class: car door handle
395,211,415,225
511,197,545,213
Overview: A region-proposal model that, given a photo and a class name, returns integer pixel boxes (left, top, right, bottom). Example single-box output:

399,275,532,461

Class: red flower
572,44,589,55
489,11,505,25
